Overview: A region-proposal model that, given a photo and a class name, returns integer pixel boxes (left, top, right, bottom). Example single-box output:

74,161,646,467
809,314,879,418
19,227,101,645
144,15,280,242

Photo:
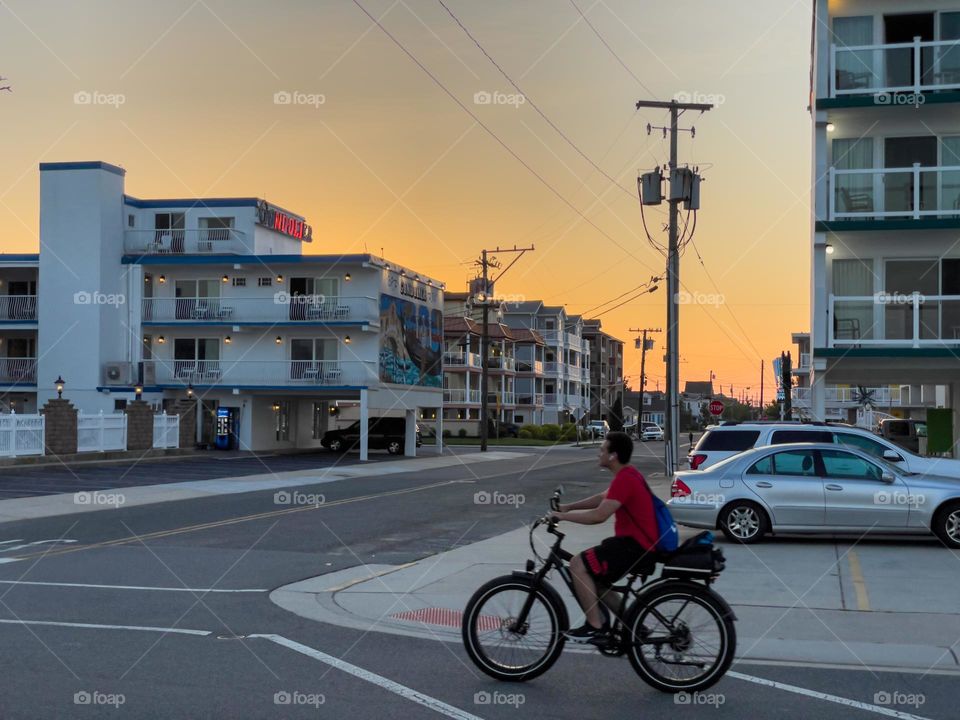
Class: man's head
599,431,633,470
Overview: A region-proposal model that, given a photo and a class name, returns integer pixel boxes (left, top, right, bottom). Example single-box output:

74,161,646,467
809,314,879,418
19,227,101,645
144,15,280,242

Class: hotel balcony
515,359,544,374
0,296,37,322
0,358,37,385
486,392,516,406
141,296,378,325
487,355,516,372
443,351,481,369
142,359,376,388
125,229,252,255
517,393,544,406
830,38,960,97
829,165,960,220
792,386,905,408
831,293,960,347
443,388,481,404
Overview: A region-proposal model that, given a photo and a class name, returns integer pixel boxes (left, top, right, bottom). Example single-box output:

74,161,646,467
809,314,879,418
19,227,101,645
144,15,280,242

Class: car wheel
387,440,402,455
720,501,769,544
328,438,343,452
933,501,960,549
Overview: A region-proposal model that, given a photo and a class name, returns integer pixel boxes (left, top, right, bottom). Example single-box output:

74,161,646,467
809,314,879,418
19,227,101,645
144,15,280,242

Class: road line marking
250,634,484,720
0,580,267,593
728,671,932,720
847,550,871,611
0,618,211,636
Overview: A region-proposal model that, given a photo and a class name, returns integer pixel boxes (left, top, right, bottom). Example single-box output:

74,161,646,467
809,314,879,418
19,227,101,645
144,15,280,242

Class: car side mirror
882,449,903,462
881,471,895,484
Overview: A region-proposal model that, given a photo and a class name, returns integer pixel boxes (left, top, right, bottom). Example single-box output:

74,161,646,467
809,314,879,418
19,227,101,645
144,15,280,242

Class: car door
741,449,825,527
819,449,910,528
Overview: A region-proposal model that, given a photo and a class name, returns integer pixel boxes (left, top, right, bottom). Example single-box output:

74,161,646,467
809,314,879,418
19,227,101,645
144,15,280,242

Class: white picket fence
77,412,128,453
0,414,44,457
153,412,180,449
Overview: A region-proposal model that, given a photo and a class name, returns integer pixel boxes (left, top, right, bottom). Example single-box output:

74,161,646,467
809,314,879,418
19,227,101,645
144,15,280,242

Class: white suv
687,421,960,477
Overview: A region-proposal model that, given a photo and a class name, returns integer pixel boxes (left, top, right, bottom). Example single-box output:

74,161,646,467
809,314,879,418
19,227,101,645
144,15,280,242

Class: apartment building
809,2,960,446
0,254,40,414
36,161,443,456
582,319,624,422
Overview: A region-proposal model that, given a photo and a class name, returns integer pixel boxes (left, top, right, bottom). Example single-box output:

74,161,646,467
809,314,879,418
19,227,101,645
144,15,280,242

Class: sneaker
564,622,610,645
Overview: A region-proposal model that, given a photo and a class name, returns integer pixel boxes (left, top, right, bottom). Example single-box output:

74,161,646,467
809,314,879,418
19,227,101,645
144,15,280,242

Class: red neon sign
257,200,312,242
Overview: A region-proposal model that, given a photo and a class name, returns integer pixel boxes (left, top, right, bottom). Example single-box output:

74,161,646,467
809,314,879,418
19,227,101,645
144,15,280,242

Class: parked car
487,419,519,438
669,442,960,547
878,418,927,454
685,421,960,477
321,417,421,454
641,424,664,442
586,420,610,439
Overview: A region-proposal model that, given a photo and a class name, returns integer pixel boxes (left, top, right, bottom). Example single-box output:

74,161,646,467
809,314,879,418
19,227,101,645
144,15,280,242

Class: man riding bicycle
550,431,658,644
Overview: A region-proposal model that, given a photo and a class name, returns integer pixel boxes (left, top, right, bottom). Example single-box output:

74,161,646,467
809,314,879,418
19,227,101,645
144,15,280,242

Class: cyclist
550,431,658,644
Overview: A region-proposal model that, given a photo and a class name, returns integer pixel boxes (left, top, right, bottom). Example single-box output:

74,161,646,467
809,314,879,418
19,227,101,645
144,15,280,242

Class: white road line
0,618,211,636
250,634,484,720
728,671,934,720
0,580,267,593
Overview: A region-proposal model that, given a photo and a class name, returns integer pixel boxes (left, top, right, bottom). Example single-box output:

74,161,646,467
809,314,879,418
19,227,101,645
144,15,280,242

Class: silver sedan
667,442,960,547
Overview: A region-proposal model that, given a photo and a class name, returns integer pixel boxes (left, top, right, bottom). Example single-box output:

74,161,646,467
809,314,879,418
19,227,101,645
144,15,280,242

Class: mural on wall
379,292,443,387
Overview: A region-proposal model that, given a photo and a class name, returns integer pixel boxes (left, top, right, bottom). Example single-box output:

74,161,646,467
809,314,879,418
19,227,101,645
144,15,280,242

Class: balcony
517,393,544,406
829,165,960,220
792,386,903,407
0,296,37,322
443,388,481,404
0,358,36,385
830,38,960,97
443,351,481,368
543,361,562,375
125,229,251,255
515,359,543,374
831,293,960,347
487,355,516,371
142,296,378,325
143,359,376,387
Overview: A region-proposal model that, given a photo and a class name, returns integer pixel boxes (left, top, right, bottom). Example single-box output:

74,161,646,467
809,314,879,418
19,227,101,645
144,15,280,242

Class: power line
591,284,660,318
569,0,656,97
579,276,661,316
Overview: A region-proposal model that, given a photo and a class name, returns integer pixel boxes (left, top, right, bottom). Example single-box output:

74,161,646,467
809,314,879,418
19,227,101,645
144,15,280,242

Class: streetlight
54,375,64,399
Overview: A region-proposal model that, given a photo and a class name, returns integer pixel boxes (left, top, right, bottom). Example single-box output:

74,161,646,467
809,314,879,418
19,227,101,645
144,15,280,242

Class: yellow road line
847,550,870,611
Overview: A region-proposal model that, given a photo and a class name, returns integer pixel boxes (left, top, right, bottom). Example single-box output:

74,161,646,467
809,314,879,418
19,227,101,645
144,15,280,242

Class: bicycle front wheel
625,582,736,693
462,575,568,682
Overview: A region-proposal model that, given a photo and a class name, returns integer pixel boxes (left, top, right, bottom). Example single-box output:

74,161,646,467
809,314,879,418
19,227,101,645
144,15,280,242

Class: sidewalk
271,520,960,672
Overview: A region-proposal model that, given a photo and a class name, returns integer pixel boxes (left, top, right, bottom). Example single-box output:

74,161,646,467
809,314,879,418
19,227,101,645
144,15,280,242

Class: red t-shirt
606,465,657,551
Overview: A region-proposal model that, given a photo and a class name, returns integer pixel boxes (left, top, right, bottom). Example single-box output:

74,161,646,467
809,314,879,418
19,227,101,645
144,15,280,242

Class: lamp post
54,376,64,399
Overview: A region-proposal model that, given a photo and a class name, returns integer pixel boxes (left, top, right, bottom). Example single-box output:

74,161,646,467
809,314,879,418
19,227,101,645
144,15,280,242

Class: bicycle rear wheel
462,575,568,682
625,582,735,693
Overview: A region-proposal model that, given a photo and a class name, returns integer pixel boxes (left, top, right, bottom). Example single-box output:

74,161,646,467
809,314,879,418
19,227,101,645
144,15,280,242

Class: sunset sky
0,0,812,402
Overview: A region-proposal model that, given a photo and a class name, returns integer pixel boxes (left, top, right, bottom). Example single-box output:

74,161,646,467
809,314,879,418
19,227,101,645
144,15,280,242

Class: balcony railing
515,359,544,374
830,38,960,97
443,388,481,404
517,393,544,406
487,356,516,371
125,229,251,255
142,296,377,324
829,165,960,220
143,359,376,387
443,351,481,368
0,358,37,385
0,296,37,321
798,352,810,369
484,392,516,406
792,386,903,407
831,293,960,347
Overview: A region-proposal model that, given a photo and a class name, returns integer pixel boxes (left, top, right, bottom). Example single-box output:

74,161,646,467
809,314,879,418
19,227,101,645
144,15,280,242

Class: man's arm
554,498,621,525
558,492,606,513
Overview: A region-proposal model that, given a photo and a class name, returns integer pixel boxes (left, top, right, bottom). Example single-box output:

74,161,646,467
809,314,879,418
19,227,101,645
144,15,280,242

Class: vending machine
214,407,239,450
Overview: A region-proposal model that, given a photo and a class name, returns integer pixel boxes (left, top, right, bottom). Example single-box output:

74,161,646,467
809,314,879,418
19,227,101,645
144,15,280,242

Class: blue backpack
648,491,679,553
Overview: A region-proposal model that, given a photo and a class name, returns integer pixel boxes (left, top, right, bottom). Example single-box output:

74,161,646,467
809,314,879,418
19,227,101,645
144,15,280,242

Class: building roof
502,300,543,314
509,327,545,345
683,381,714,397
444,316,525,341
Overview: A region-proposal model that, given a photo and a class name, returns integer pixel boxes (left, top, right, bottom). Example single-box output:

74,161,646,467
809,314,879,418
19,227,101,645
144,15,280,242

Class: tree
608,393,624,431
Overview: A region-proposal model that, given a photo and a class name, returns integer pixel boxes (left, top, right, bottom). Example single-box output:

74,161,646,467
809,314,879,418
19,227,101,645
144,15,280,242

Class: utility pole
636,98,713,477
630,327,661,433
759,359,764,420
475,245,535,451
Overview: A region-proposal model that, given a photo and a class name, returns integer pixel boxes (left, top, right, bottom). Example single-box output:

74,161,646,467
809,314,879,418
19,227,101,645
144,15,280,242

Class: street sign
709,400,724,416
776,389,785,402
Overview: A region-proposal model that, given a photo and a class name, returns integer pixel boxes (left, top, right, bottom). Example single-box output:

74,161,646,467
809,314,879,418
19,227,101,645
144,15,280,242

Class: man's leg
570,553,605,628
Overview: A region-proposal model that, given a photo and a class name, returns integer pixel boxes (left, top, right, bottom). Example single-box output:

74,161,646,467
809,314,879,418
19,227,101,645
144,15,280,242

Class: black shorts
580,537,653,584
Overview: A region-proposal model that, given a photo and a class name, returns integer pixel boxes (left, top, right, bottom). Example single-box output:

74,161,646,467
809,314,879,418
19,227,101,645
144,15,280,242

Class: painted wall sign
400,278,428,302
256,200,312,242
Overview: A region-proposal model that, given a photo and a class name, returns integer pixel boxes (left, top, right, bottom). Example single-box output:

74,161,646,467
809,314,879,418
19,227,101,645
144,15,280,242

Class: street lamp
54,375,64,399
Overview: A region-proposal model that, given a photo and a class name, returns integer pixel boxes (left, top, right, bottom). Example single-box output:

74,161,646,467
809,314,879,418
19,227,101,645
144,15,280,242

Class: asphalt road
0,445,950,719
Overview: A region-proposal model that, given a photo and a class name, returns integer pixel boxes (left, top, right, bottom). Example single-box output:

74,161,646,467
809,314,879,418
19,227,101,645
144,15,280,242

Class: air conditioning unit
102,362,132,386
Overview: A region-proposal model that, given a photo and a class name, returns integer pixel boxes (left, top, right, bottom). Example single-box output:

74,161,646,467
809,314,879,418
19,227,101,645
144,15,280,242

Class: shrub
540,423,561,441
442,429,452,438
458,428,468,438
518,425,540,440
559,423,578,441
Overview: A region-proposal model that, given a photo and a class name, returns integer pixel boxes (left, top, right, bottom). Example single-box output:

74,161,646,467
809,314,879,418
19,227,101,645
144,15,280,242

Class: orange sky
0,0,812,402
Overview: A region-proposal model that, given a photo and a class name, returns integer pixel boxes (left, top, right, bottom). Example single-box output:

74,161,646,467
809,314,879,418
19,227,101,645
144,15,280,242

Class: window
312,402,325,440
746,455,773,475
834,432,890,459
695,430,760,452
259,277,273,287
771,430,833,444
771,450,817,476
820,449,883,480
199,216,235,241
128,214,135,228
232,277,247,287
114,399,127,411
276,401,290,441
514,415,524,423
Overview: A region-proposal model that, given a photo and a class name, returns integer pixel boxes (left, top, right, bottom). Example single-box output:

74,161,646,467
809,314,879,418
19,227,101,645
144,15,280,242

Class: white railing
142,296,378,324
487,356,516,371
124,229,251,255
144,359,377,387
517,393,544,406
443,351,480,368
830,37,960,97
153,412,179,449
829,165,960,220
0,295,37,321
792,386,903,407
443,388,481,404
0,358,37,385
0,414,44,457
543,362,561,375
77,412,127,453
798,352,810,369
831,293,960,347
513,359,543,374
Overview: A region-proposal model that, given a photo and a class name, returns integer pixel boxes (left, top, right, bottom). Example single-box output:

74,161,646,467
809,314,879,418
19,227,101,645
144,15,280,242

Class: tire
625,581,736,693
387,440,402,455
462,575,568,682
719,501,769,544
933,501,960,549
327,438,343,452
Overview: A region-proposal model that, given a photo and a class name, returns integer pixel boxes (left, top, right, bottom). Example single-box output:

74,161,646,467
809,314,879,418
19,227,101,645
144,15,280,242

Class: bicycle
461,486,737,693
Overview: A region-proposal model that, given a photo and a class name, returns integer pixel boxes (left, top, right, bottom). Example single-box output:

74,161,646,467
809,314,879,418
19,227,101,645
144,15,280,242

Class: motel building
32,161,443,458
809,1,960,445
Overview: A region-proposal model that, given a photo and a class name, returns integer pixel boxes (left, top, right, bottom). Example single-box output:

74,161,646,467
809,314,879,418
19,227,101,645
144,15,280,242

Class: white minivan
687,421,960,477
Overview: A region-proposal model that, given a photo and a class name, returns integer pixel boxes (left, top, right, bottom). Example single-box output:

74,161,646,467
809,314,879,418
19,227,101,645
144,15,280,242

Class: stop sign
709,400,724,416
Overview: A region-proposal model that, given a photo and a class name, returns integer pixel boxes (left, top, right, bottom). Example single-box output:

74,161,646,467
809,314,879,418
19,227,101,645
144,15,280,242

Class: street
0,445,953,719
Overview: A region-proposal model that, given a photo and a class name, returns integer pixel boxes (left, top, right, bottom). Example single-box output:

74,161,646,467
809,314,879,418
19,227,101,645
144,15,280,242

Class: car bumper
667,499,720,530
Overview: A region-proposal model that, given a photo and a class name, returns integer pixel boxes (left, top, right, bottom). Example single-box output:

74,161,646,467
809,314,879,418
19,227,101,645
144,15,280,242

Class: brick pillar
124,400,154,451
41,398,78,456
169,399,196,449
